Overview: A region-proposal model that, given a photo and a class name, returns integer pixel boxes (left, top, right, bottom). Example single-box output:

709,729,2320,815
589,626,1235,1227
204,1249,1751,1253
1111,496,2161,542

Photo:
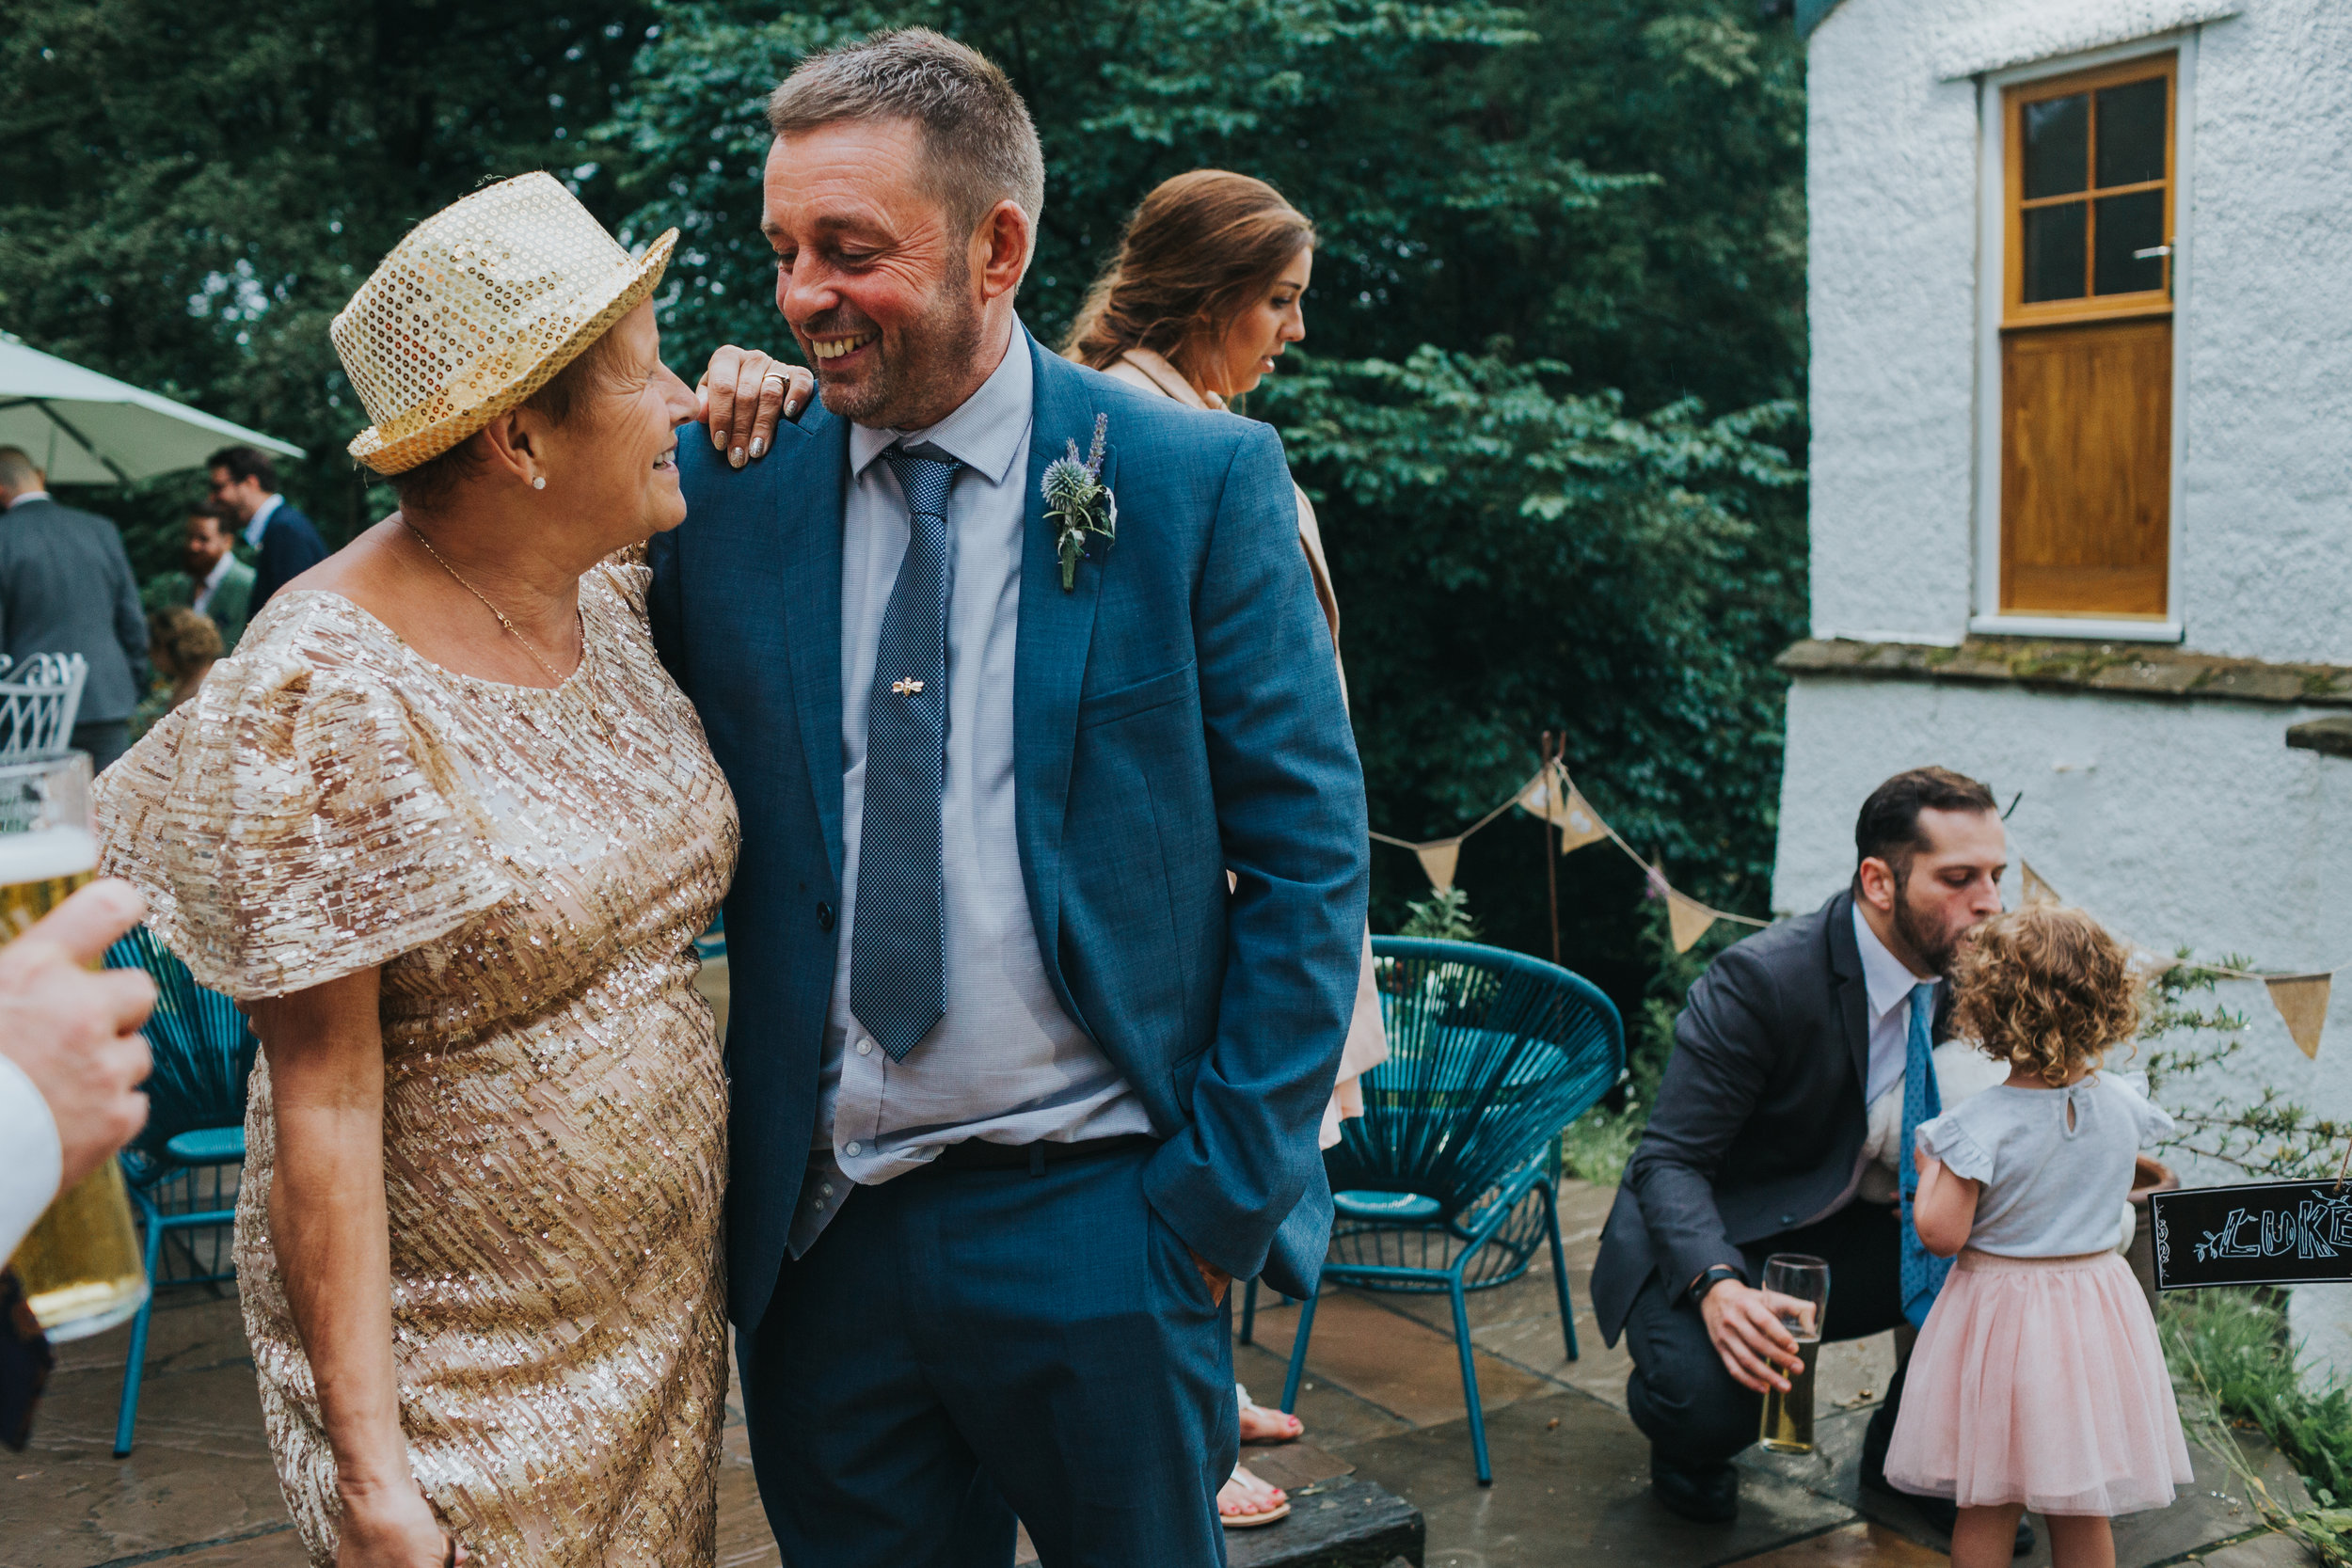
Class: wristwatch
1689,1263,1746,1308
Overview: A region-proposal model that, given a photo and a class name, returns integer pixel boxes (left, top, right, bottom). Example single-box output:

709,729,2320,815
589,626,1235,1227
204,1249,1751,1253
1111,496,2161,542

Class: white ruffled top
1915,1069,2175,1257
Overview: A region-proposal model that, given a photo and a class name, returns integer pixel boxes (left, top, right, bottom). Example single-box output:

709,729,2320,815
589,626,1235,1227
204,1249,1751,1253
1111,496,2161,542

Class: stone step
1227,1475,1424,1568
1010,1444,1424,1567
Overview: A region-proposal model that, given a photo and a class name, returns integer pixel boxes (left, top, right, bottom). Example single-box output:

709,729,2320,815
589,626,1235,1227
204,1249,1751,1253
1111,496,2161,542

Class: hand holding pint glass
1756,1253,1829,1454
1,752,155,1338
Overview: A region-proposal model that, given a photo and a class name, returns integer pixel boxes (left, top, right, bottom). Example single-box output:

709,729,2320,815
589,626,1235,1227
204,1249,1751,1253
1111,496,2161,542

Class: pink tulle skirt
1883,1248,2193,1516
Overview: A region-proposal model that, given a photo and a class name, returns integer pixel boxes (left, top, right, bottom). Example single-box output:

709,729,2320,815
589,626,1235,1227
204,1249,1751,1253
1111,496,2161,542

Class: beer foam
0,827,99,883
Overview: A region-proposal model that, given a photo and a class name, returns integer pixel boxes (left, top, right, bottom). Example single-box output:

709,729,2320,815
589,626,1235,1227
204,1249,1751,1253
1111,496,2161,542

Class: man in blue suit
647,28,1368,1567
205,445,326,615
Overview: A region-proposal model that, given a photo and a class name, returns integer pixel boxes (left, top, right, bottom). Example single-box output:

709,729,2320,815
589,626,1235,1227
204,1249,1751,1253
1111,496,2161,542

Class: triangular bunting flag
2021,861,2061,907
1555,784,1609,854
1414,838,1464,893
1517,766,1611,853
1516,768,1560,821
2265,973,2332,1060
1667,890,1718,954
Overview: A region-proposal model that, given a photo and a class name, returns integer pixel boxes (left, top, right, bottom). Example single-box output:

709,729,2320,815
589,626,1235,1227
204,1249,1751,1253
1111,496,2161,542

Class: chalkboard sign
2151,1180,2352,1291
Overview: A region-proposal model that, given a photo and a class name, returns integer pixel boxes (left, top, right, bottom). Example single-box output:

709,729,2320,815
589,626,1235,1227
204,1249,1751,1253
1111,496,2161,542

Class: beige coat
1098,348,1389,1148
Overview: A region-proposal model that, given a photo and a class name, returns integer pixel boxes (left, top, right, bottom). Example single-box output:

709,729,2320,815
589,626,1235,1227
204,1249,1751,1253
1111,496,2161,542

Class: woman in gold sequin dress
96,176,808,1568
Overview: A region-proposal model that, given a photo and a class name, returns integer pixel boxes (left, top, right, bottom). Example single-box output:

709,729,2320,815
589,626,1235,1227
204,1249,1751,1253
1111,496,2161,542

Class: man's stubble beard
815,257,984,430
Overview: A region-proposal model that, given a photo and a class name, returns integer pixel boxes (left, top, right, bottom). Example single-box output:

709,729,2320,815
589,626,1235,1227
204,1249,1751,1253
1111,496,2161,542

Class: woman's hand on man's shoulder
695,347,815,469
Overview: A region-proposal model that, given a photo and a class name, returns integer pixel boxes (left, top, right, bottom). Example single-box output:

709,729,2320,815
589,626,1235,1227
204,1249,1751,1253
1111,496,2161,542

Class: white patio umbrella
0,333,303,484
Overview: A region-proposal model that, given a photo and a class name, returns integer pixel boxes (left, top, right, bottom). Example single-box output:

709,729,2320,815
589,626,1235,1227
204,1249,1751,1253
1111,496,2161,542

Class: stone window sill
1967,614,2183,644
1778,637,2352,708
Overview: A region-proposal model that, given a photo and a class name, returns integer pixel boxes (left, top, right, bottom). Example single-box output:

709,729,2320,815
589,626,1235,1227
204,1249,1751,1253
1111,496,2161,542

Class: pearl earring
532,476,547,490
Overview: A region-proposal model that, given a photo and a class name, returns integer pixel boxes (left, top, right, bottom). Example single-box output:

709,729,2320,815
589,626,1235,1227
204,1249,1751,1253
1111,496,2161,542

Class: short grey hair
768,28,1045,244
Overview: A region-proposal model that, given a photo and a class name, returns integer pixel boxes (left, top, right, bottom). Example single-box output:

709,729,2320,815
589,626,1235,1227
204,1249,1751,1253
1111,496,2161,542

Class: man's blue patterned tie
1899,979,1952,1327
850,446,961,1060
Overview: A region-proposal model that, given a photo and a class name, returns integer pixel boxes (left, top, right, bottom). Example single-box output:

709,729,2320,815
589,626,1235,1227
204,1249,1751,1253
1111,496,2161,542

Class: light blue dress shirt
241,491,282,551
791,330,1151,1255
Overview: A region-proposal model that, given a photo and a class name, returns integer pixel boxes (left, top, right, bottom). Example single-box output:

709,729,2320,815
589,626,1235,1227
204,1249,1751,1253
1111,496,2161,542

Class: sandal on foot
1218,1465,1291,1528
1236,1383,1304,1444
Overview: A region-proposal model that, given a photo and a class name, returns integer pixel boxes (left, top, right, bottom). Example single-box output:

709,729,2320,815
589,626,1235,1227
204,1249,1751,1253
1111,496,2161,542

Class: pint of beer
1756,1252,1830,1455
2,752,151,1341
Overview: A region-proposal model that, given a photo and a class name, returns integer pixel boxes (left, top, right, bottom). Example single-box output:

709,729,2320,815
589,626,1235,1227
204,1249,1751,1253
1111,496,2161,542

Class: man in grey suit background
0,447,147,769
1590,767,2032,1556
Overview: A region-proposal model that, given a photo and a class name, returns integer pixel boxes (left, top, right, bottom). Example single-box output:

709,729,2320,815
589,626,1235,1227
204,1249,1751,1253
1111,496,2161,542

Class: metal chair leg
1541,1178,1578,1363
1279,1286,1321,1414
1239,1276,1258,1344
114,1190,165,1457
1448,1274,1492,1485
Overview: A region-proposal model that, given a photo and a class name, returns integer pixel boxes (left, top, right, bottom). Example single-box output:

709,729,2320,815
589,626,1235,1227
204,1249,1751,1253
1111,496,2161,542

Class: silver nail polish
750,437,765,458
713,429,727,450
731,447,744,467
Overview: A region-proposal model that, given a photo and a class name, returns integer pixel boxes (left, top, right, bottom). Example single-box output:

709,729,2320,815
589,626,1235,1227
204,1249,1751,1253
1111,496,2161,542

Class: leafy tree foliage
0,0,657,564
602,0,1632,368
1264,348,1798,925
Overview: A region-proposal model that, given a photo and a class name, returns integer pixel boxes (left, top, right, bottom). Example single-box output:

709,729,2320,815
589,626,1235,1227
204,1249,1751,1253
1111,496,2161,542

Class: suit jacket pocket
1168,1045,1208,1119
1076,660,1198,730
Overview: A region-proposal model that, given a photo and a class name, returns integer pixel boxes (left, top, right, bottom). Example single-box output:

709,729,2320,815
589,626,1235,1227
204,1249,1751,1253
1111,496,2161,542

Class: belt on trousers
921,1132,1163,1176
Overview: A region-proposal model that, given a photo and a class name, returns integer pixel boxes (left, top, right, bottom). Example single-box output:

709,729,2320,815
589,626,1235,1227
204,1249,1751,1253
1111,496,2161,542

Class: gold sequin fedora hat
332,171,678,475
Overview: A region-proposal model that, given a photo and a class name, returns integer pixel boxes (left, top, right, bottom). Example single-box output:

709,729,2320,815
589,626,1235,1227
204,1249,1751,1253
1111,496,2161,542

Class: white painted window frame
1969,30,2199,645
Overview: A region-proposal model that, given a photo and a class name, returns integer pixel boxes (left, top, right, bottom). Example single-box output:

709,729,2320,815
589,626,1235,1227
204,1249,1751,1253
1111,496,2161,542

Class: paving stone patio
2,1165,2317,1567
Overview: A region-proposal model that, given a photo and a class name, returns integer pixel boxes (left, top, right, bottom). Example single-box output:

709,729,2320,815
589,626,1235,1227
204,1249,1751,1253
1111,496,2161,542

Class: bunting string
1994,862,2336,1062
1376,779,2344,1057
1371,761,1768,953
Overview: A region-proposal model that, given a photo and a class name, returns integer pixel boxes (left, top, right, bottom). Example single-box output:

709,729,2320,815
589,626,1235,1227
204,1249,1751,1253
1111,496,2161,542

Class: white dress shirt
791,332,1150,1255
241,491,282,550
1854,906,1933,1109
6,490,52,510
1852,906,2007,1200
0,1054,63,1263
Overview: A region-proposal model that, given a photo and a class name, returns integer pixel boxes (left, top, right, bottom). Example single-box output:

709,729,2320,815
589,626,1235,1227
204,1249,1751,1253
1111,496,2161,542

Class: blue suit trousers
737,1148,1237,1568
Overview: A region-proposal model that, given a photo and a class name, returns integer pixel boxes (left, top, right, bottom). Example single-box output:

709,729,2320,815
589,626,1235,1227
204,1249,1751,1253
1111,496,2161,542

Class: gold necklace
401,517,571,687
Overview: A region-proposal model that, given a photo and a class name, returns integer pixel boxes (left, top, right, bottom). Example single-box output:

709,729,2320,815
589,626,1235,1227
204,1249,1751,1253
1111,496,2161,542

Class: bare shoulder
282,516,400,605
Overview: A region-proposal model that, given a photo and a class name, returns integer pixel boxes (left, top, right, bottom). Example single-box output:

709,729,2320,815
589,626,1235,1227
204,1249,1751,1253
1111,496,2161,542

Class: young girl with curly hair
1883,904,2192,1566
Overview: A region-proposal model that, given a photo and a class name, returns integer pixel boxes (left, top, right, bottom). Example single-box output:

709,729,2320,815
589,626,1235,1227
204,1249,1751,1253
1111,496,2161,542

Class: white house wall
1804,0,2352,659
1806,0,1980,644
2175,0,2352,662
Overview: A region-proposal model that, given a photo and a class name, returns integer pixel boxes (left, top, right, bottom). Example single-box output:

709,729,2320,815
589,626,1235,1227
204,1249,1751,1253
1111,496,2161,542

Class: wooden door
1999,317,2172,617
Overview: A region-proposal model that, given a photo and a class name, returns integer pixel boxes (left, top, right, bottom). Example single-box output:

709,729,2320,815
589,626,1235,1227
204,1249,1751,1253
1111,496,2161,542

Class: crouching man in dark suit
1590,768,2032,1556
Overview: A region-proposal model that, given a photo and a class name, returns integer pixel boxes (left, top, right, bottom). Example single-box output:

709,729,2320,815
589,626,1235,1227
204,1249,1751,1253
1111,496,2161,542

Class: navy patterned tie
1898,980,1952,1327
850,446,961,1060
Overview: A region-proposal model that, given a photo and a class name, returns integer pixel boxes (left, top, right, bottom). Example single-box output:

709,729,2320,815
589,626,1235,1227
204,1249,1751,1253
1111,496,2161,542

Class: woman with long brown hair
1066,168,1388,1530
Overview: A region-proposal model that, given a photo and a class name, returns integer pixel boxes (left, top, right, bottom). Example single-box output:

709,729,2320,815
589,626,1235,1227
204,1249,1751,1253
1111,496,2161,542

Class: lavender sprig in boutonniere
1041,412,1117,592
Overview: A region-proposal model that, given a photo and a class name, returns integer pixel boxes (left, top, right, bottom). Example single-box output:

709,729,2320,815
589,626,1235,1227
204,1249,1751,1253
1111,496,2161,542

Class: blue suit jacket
650,330,1370,1330
248,501,328,614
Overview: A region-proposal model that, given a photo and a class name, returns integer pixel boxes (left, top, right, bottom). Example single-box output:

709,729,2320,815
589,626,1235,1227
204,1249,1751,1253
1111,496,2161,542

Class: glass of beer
2,752,151,1341
1757,1252,1829,1454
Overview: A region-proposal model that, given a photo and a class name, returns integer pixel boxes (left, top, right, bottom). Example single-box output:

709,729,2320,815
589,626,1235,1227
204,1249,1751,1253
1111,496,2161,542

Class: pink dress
1883,1070,2192,1516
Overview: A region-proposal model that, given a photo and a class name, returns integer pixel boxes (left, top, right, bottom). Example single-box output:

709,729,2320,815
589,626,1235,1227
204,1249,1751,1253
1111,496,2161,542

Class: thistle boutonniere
1041,412,1117,592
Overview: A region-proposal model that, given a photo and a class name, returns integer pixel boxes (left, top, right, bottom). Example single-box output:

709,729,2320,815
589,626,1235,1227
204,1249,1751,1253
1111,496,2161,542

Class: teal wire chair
103,926,256,1457
1273,938,1623,1484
